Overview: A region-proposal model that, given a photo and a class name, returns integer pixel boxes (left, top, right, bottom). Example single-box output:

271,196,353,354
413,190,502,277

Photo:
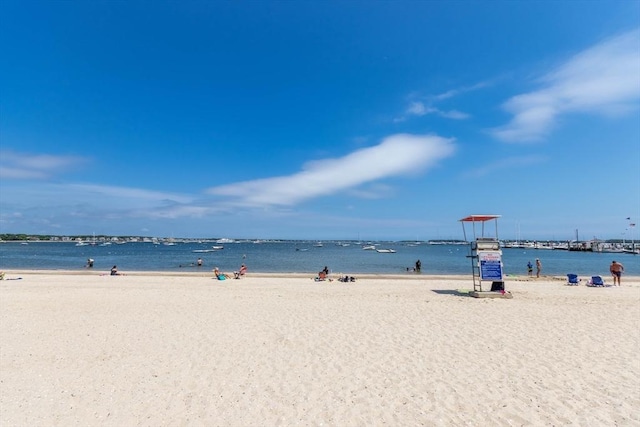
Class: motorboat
215,238,234,244
376,249,396,253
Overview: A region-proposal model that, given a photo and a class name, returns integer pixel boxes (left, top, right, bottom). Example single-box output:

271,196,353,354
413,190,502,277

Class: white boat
313,242,323,247
362,245,376,250
376,249,396,253
211,246,224,250
193,249,215,253
215,238,234,244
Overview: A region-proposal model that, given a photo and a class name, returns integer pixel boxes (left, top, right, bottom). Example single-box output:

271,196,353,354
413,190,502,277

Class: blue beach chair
566,274,580,286
587,276,606,287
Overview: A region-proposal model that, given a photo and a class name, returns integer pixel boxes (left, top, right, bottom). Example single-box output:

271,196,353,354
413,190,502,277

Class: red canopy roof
459,215,501,222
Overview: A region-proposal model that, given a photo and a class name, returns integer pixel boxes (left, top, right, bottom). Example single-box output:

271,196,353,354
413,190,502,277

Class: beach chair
566,274,580,286
587,276,606,287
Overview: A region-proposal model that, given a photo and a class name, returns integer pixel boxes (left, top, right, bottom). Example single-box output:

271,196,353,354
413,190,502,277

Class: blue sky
1,1,639,241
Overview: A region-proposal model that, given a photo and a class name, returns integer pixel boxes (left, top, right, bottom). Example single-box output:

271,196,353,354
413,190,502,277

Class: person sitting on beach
315,271,327,281
213,267,230,280
234,264,247,279
110,265,120,276
322,266,329,275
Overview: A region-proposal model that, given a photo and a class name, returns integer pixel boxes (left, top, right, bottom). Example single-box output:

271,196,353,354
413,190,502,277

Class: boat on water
362,245,376,250
211,246,224,250
376,249,396,253
313,242,323,247
215,238,234,244
193,249,216,253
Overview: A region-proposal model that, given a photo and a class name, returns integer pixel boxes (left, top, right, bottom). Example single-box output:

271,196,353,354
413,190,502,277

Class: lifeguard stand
459,215,512,298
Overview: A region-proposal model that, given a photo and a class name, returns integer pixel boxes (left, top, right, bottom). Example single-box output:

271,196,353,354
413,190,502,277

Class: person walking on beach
535,259,542,278
610,260,624,285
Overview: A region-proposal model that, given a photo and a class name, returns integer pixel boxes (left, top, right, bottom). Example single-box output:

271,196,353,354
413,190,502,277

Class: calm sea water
0,241,637,276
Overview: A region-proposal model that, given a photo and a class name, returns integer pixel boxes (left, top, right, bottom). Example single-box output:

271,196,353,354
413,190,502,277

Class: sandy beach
1,271,639,426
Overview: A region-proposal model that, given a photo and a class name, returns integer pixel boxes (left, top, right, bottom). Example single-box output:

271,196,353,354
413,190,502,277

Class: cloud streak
0,151,89,179
0,181,201,225
1,135,455,230
394,82,488,122
207,134,455,206
492,29,640,142
395,102,470,122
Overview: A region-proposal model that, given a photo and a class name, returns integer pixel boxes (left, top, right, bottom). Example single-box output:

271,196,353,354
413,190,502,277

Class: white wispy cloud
0,181,200,223
207,134,455,206
1,136,455,230
492,29,640,142
395,82,486,122
396,101,469,121
433,82,490,101
66,183,195,204
406,102,436,116
0,150,89,179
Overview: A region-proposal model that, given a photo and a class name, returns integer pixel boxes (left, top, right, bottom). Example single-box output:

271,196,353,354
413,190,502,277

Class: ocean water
0,241,638,277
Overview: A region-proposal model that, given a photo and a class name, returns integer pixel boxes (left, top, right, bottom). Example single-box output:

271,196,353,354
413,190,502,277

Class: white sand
1,271,639,426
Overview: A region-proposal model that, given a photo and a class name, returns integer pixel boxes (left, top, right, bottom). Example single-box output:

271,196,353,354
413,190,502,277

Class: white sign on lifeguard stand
459,215,512,298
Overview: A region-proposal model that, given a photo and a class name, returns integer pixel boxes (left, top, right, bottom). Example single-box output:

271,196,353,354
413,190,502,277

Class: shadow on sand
431,289,471,297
